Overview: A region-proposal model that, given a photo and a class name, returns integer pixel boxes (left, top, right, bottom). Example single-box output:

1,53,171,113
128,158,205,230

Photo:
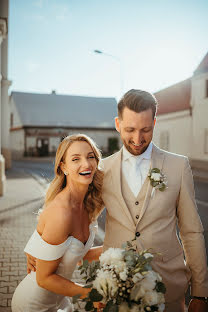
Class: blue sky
9,0,208,98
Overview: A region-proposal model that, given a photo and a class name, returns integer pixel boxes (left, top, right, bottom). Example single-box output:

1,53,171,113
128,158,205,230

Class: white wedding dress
11,221,98,312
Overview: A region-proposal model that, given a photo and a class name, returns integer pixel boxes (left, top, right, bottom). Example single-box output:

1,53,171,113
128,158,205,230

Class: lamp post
94,49,124,98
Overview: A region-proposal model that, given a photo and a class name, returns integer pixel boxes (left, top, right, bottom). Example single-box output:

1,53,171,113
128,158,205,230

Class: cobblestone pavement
0,169,44,311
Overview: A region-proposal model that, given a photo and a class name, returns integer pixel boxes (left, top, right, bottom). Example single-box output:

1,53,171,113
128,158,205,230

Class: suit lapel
137,143,165,224
110,149,135,227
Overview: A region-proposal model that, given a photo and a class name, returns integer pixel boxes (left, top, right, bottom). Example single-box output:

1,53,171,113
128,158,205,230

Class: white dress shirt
122,142,153,197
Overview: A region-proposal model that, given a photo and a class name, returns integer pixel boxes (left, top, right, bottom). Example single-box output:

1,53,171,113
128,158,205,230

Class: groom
27,89,208,311
101,89,208,312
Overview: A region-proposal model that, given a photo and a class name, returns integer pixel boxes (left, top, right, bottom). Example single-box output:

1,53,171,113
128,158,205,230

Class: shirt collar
122,142,153,162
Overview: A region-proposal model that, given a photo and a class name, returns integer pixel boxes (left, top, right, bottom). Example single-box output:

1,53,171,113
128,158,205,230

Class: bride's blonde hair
45,134,104,221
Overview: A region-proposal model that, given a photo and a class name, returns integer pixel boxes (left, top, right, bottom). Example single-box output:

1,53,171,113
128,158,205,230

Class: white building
0,0,12,196
10,91,120,158
153,52,208,169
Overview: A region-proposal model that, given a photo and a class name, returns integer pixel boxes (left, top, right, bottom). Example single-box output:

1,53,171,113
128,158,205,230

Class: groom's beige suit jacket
101,143,208,303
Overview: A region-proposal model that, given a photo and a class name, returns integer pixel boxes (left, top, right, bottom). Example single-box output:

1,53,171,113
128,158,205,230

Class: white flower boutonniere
148,168,167,197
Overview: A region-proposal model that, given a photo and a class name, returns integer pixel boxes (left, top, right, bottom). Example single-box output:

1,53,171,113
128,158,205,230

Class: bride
11,134,104,312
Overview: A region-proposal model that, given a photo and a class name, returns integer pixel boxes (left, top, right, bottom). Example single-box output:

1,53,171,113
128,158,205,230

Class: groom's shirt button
136,215,139,219
136,231,140,237
135,201,139,205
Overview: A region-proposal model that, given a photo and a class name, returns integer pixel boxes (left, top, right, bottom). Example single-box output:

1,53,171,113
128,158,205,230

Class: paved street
0,159,207,311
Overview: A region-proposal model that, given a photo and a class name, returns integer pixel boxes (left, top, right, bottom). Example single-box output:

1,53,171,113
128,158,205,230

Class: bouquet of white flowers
73,241,166,312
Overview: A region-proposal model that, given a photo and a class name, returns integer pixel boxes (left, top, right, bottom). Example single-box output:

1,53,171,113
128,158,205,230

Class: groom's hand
188,298,208,312
26,253,36,273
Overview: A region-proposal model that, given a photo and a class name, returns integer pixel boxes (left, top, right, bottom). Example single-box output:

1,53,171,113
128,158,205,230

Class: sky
9,0,208,99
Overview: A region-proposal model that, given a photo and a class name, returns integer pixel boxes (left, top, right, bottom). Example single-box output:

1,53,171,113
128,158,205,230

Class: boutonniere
148,168,167,197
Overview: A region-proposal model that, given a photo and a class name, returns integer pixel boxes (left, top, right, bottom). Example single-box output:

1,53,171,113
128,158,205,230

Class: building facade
153,52,208,168
10,92,120,158
0,0,11,196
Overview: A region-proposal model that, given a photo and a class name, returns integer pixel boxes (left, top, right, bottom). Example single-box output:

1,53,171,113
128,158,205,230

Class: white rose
158,303,165,311
119,269,128,281
143,291,159,305
113,260,127,273
140,271,157,291
132,272,143,283
93,269,118,300
157,292,165,304
155,272,162,282
130,284,146,301
99,248,124,266
151,172,161,181
130,304,141,312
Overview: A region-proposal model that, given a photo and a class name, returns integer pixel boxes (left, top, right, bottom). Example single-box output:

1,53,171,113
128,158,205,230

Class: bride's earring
64,171,69,176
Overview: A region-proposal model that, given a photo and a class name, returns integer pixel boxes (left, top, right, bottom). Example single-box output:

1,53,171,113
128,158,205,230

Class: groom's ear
115,117,120,133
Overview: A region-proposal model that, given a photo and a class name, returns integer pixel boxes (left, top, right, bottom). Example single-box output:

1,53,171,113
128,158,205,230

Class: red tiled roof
154,78,191,115
194,52,208,75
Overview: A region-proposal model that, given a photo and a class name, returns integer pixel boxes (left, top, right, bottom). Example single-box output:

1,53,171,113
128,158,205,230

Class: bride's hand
77,260,83,266
93,302,105,310
26,253,36,273
80,287,91,299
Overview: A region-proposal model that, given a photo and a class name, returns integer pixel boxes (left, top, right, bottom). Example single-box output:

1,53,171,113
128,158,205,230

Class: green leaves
78,259,100,284
85,301,94,311
151,168,160,173
89,288,103,302
155,281,166,294
159,182,166,191
103,300,119,312
151,181,158,187
148,167,167,194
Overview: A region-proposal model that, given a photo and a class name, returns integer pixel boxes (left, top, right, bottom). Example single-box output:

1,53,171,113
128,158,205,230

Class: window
159,131,169,151
204,129,208,154
108,137,119,154
10,113,13,128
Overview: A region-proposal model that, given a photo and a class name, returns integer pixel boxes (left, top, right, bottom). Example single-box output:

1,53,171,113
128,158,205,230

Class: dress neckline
35,220,97,248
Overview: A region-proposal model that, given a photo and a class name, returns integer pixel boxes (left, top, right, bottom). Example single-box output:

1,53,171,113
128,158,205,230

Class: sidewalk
0,168,45,311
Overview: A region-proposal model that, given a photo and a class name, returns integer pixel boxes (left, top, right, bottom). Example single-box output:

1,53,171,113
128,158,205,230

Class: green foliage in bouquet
73,240,166,312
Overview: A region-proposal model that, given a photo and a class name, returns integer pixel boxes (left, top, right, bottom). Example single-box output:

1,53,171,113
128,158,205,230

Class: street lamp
94,49,124,97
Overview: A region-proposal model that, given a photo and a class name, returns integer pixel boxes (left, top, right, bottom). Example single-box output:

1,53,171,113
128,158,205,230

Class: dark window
10,113,13,128
36,138,49,157
108,137,119,154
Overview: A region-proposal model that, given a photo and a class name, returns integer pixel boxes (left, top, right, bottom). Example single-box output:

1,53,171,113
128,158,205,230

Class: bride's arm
35,206,90,298
36,258,90,298
83,246,103,262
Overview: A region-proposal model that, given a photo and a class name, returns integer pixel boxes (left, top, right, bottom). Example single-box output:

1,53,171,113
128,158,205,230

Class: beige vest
121,173,149,226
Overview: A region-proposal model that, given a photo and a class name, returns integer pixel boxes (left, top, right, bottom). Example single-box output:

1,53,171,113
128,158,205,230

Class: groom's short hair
117,89,158,120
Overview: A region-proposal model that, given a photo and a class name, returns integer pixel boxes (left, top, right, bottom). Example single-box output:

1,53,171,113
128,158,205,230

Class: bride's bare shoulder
38,197,73,245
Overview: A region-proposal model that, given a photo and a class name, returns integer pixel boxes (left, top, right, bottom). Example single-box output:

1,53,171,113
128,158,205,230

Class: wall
191,72,208,161
153,110,192,157
10,129,25,159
